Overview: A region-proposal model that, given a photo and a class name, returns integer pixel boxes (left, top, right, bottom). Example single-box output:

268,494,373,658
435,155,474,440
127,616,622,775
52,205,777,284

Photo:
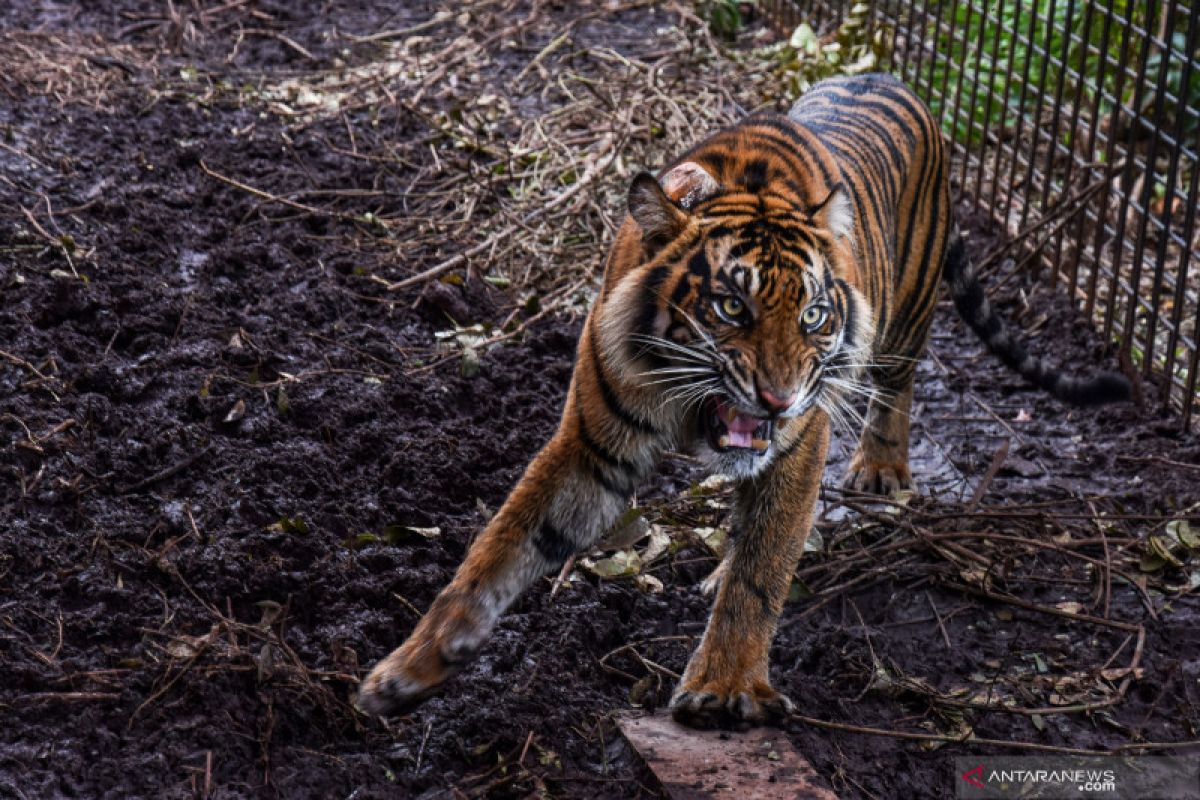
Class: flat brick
618,713,837,799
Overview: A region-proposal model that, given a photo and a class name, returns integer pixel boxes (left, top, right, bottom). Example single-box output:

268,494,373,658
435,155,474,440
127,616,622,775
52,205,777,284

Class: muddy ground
2,2,1199,799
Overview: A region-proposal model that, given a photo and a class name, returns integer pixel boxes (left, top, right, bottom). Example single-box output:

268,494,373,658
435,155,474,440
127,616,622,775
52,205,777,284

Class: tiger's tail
943,230,1131,406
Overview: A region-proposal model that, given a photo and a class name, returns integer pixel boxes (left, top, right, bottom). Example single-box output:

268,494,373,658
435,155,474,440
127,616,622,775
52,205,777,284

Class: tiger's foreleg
844,380,915,495
357,332,657,716
670,410,830,728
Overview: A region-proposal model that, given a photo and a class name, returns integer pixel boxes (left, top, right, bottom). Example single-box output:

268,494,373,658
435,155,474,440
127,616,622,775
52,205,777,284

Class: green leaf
347,532,381,549
269,516,309,535
275,386,290,416
1140,551,1168,573
1166,520,1198,551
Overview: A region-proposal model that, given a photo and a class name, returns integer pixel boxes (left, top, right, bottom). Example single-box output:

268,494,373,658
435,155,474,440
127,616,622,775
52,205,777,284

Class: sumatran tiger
357,73,1129,728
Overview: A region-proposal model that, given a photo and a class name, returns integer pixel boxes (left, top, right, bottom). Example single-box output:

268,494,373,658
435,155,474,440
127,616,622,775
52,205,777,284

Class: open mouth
702,396,773,454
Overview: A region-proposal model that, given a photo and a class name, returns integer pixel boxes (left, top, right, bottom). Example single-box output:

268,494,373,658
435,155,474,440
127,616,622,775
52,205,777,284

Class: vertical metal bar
1038,0,1078,293
1065,0,1108,293
910,0,935,96
974,0,1012,215
887,0,905,73
936,0,961,106
984,0,1028,217
1056,0,1101,292
961,0,991,193
920,0,947,103
1100,8,1158,344
997,0,1044,231
1083,0,1137,320
1176,153,1200,425
1138,2,1194,386
1161,12,1200,421
1016,0,1061,234
900,0,923,81
945,0,976,185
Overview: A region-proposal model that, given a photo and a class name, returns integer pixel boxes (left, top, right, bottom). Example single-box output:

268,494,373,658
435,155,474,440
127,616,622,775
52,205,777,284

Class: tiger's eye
801,305,827,329
720,296,744,318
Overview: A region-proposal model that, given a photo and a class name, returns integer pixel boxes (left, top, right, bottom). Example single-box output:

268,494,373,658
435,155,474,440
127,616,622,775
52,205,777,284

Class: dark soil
2,3,1198,799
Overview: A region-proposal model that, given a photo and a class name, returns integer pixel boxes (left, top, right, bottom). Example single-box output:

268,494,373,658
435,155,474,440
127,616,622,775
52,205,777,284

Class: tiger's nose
758,385,798,414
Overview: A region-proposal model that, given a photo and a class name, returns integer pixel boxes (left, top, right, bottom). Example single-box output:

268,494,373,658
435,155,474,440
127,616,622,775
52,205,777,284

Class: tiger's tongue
716,398,765,434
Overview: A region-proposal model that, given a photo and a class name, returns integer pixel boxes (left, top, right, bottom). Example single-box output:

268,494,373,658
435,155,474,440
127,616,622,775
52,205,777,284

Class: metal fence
761,0,1200,426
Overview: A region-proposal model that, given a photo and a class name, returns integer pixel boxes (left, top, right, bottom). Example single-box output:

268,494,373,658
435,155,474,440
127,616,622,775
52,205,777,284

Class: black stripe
533,521,576,567
634,265,670,340
589,331,660,436
740,158,770,192
576,409,631,469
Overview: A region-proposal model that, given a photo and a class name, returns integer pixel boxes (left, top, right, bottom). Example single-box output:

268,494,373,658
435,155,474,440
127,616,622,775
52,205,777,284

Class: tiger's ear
810,183,853,240
628,162,719,250
628,172,687,249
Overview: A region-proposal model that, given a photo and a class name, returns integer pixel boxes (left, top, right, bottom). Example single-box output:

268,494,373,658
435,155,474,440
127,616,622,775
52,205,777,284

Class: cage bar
761,0,1200,425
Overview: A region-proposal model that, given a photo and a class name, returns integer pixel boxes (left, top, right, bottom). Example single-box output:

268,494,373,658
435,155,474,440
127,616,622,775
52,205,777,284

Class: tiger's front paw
843,451,913,496
355,635,456,717
356,590,489,717
669,678,795,730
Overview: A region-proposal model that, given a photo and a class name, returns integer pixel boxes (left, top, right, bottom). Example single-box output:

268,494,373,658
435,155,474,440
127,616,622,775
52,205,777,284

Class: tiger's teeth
718,435,730,448
751,438,769,451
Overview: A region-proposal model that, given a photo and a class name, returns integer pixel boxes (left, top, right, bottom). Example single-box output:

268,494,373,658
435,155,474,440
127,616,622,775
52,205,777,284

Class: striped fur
357,73,1129,726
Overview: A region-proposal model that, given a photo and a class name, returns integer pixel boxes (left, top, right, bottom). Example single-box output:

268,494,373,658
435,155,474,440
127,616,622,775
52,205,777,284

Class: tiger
356,72,1129,728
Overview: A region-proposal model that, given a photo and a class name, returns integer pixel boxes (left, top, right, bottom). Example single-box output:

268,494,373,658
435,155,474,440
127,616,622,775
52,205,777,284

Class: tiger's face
601,162,873,478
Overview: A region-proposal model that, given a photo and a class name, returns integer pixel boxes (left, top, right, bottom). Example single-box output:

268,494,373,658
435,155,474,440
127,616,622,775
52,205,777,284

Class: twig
346,15,451,44
789,712,1182,756
198,160,364,221
966,438,1009,510
416,720,433,772
1114,454,1200,473
0,140,52,170
120,445,214,493
0,349,53,382
517,730,535,767
941,580,1141,633
17,691,120,705
243,29,316,61
381,134,619,292
924,591,952,650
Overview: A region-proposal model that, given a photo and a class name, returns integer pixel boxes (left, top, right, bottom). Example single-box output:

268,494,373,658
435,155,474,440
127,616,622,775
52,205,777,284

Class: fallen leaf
1166,519,1198,551
601,508,650,550
695,527,726,556
640,526,672,564
634,574,664,593
224,399,246,423
585,550,642,578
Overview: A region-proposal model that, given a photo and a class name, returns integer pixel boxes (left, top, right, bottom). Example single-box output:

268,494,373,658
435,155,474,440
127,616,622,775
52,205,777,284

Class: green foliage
924,0,1171,146
770,3,891,92
696,0,758,40
699,0,749,40
1141,27,1200,137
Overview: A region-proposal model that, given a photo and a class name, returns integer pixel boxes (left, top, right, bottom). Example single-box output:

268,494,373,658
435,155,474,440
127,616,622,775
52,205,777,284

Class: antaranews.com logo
954,756,1200,799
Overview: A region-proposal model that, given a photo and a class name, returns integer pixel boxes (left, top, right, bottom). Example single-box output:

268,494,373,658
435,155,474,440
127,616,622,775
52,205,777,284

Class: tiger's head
599,159,874,478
